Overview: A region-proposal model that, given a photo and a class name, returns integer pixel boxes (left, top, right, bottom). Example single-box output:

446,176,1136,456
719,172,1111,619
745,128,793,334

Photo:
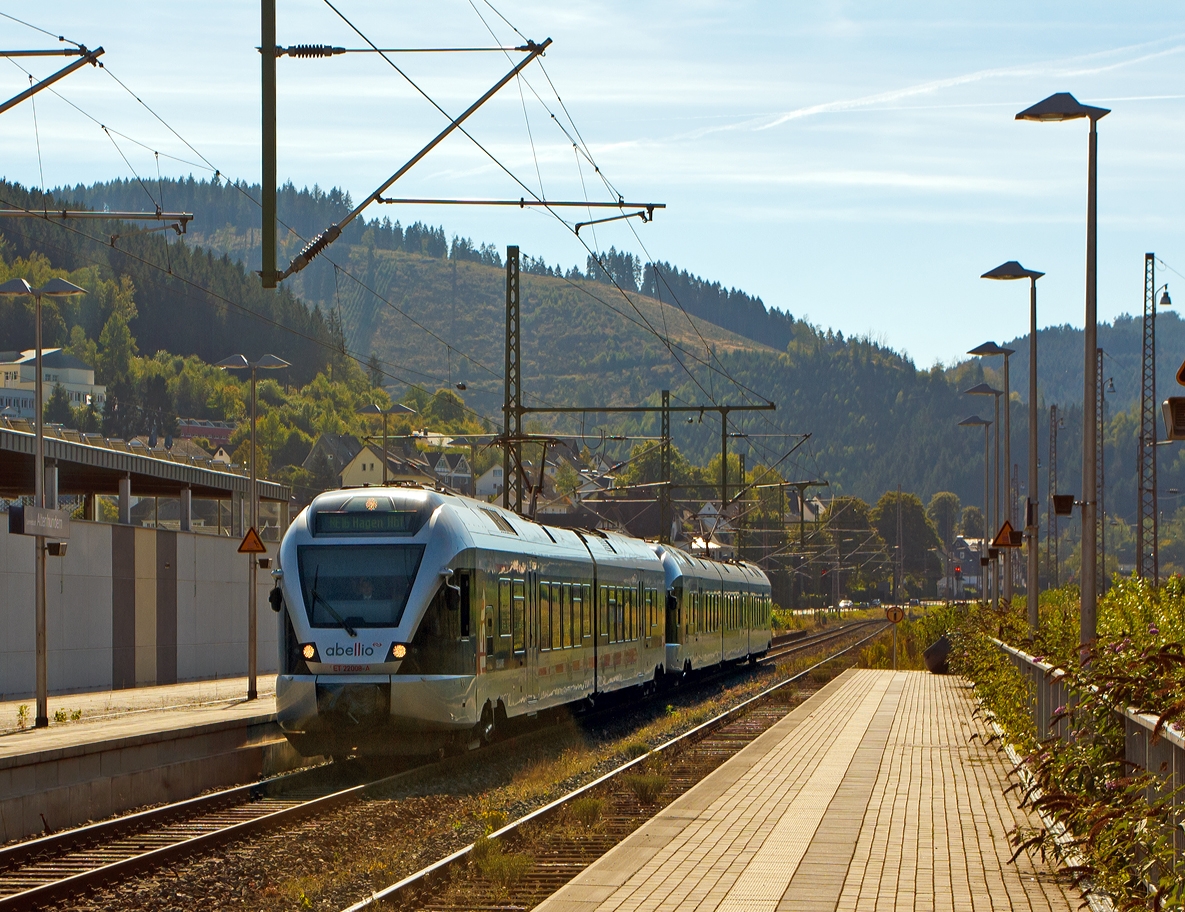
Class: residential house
340,446,435,489
476,464,503,500
423,451,474,495
0,348,106,418
176,418,236,447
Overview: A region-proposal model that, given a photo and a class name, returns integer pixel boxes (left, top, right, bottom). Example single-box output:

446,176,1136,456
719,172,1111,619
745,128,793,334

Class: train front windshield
297,544,425,629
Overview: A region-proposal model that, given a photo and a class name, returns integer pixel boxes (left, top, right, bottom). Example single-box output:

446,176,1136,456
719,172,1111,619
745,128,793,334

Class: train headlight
388,643,407,661
300,643,320,662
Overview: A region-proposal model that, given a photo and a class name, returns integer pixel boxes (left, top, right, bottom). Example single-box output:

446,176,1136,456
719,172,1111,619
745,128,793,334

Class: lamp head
1016,92,1109,122
0,278,33,296
1161,287,1171,308
981,261,1044,281
968,341,1005,356
357,403,384,416
254,353,290,370
964,382,1003,397
958,415,991,428
40,277,87,297
215,354,249,370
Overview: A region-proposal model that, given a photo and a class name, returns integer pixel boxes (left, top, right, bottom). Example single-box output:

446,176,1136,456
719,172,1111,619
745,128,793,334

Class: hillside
10,175,1185,532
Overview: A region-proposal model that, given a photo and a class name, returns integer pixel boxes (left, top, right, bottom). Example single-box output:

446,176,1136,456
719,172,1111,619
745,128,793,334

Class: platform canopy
0,425,289,502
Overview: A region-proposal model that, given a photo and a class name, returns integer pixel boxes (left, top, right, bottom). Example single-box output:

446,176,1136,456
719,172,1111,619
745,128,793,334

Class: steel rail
340,621,891,911
0,620,883,908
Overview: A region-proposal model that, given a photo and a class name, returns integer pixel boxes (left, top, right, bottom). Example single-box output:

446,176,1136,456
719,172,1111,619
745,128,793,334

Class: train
270,485,773,758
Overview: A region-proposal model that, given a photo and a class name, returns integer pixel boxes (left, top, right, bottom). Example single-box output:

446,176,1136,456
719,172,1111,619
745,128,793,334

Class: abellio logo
325,643,375,657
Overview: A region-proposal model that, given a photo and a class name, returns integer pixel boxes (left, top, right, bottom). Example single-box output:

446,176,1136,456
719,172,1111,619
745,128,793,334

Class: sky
1,1,1184,368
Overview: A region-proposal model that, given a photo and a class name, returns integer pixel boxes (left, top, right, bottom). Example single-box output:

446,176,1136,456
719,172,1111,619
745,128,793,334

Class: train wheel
478,702,497,744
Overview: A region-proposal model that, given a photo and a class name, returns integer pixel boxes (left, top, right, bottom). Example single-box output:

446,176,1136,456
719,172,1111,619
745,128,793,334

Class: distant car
838,599,853,609
871,599,881,607
909,598,920,607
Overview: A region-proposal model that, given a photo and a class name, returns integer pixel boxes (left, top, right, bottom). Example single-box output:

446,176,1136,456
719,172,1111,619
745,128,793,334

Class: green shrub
471,835,532,887
621,740,650,760
568,795,604,828
623,772,668,804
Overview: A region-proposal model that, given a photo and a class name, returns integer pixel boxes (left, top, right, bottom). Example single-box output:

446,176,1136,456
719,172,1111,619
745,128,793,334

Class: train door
526,572,541,706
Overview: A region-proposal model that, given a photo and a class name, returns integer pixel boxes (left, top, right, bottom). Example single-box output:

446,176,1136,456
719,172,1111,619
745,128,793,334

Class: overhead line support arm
276,38,552,282
0,46,103,117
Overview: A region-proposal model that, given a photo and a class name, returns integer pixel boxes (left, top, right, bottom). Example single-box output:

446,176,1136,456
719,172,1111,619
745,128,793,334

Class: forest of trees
6,174,1183,588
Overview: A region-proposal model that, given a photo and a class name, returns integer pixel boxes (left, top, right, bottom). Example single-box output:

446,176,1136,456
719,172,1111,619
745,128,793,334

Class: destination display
314,510,420,535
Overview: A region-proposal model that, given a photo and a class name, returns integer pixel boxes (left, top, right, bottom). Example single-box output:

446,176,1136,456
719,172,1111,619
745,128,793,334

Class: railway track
0,618,886,910
340,621,891,912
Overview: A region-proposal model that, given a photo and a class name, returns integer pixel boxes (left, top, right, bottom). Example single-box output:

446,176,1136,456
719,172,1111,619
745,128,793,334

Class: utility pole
736,452,746,557
503,246,523,512
720,407,730,513
1048,404,1060,588
660,390,671,543
1096,347,1105,597
261,0,277,287
1137,253,1159,583
895,483,903,603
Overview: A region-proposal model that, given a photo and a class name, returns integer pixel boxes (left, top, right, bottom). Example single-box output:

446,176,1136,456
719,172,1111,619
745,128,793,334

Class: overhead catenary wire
12,9,792,459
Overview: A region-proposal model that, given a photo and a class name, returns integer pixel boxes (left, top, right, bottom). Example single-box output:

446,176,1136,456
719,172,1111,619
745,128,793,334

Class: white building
0,348,106,418
476,464,503,499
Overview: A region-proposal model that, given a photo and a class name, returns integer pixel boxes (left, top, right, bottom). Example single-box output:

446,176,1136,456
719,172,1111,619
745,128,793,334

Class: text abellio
324,643,375,657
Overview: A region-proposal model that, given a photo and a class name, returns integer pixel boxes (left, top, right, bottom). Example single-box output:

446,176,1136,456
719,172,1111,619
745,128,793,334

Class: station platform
536,669,1081,912
0,677,309,842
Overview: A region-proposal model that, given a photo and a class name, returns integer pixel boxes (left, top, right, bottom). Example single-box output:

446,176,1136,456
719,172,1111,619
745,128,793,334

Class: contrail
686,36,1185,139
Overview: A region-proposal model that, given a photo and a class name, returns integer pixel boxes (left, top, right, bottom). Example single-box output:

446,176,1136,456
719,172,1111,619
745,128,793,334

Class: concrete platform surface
535,669,1080,912
0,676,275,742
0,678,299,841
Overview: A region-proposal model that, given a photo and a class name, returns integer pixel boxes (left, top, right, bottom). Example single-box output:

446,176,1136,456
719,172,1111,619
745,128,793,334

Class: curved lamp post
0,277,88,727
981,261,1044,629
965,385,1002,606
959,414,993,604
968,342,1017,602
216,353,291,701
1017,92,1109,648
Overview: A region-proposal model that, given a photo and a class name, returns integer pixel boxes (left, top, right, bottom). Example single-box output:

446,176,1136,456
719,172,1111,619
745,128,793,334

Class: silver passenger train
271,486,772,758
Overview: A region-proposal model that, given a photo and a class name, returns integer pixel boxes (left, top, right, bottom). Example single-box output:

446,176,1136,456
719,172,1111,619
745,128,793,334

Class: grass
567,795,604,828
471,835,532,888
622,772,668,804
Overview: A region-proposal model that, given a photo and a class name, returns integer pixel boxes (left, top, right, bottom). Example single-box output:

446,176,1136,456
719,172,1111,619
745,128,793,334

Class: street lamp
965,384,1002,605
959,414,993,605
216,352,291,701
1017,91,1110,649
968,342,1017,602
0,277,87,728
356,402,417,485
981,261,1044,629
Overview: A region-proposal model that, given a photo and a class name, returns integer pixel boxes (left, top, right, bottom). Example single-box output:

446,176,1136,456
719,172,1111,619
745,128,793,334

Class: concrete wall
0,519,276,699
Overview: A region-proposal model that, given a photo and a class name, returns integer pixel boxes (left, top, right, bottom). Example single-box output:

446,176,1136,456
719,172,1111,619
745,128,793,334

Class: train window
298,544,424,629
539,582,552,651
561,582,571,644
629,588,637,641
498,579,511,636
600,586,609,640
581,584,591,638
643,589,651,636
512,580,525,653
618,588,627,642
551,582,563,650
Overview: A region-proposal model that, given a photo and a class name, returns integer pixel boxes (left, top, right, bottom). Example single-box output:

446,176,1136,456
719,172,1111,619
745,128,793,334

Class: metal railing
995,639,1184,858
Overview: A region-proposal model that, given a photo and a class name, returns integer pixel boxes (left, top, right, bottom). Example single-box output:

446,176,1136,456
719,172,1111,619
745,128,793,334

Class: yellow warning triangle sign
238,526,267,554
991,520,1021,548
